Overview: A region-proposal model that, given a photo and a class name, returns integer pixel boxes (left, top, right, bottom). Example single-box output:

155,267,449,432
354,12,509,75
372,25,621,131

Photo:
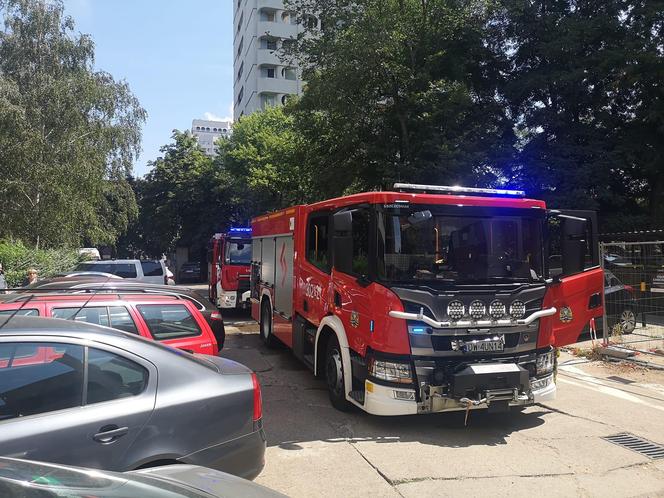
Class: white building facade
191,119,232,156
233,0,305,119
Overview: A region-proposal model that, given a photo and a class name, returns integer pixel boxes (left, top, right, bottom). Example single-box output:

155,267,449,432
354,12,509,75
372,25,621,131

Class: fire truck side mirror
332,211,353,275
560,215,587,277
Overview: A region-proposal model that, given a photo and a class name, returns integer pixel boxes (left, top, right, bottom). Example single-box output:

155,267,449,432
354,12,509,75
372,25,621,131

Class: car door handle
93,425,129,444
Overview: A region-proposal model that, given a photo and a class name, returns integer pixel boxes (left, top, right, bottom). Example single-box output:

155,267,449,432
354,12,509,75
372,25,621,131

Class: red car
0,294,218,355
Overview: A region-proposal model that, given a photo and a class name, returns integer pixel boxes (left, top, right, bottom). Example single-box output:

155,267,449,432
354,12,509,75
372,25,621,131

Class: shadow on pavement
220,330,550,451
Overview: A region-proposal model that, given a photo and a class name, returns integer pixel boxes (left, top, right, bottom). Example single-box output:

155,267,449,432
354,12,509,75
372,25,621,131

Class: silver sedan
0,316,265,479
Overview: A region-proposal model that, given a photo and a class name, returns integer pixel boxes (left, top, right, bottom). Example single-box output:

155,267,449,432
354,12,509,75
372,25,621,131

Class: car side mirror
332,211,353,275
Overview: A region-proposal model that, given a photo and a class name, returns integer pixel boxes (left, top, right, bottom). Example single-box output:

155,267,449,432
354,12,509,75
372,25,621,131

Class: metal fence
599,240,664,359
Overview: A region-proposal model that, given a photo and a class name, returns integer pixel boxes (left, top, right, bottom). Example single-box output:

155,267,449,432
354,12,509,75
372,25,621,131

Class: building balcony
258,0,287,9
256,49,282,66
257,77,299,95
258,21,298,40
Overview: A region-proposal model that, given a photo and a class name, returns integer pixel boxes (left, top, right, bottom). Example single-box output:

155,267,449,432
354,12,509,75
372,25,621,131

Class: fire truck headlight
367,357,413,384
447,300,465,321
510,300,526,319
469,300,486,320
489,300,506,320
536,350,555,375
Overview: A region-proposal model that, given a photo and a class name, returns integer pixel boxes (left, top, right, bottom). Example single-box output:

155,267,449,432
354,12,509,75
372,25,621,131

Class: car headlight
536,350,555,375
367,357,413,384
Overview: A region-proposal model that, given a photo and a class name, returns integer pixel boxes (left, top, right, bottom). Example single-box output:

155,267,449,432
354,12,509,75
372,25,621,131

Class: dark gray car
0,316,265,479
0,457,284,497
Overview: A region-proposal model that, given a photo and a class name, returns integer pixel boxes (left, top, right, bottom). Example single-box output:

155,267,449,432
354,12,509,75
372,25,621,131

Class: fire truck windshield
377,208,544,285
225,240,252,265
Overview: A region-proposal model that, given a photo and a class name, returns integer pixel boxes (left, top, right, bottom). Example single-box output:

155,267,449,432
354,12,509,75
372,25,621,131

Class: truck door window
352,208,371,276
307,212,331,273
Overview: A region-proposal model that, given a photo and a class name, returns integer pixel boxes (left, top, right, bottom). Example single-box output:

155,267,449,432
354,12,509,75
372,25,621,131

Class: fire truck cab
208,228,253,309
250,184,603,415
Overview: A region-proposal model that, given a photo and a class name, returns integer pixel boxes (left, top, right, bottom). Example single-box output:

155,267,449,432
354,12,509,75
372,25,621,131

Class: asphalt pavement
219,321,664,498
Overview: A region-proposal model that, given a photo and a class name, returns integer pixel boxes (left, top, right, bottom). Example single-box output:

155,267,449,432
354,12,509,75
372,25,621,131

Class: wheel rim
620,310,636,333
326,348,344,396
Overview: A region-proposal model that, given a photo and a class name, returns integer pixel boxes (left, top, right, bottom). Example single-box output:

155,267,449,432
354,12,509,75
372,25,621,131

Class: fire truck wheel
325,336,353,411
260,300,278,348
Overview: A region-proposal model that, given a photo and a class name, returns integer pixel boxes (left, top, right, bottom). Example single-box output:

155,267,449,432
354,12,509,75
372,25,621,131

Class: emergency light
229,227,252,234
393,183,526,197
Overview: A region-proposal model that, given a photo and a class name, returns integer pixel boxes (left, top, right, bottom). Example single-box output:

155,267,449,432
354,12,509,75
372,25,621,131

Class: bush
0,241,81,288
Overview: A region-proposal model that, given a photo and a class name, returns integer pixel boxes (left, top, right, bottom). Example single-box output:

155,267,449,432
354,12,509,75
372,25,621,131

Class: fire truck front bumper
361,367,556,416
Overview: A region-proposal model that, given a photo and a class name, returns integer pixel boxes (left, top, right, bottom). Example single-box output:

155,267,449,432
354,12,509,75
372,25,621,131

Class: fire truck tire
260,299,278,348
325,336,353,412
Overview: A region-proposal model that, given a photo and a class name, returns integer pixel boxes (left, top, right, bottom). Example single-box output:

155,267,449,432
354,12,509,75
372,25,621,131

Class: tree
0,0,145,247
218,105,316,213
490,0,664,230
283,0,514,194
122,131,235,258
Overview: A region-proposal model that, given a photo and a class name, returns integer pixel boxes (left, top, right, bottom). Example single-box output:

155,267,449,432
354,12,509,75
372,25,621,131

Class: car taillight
211,311,223,321
251,372,262,422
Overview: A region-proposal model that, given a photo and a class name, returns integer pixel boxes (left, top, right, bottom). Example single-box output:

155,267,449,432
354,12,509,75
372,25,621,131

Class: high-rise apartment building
191,119,232,156
233,0,305,119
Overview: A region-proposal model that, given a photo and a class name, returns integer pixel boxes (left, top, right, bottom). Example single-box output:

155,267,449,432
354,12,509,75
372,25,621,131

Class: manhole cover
602,433,664,459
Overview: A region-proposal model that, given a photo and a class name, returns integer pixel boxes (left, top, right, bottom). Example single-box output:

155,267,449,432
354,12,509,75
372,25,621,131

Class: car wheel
325,336,353,411
260,300,278,347
618,309,636,334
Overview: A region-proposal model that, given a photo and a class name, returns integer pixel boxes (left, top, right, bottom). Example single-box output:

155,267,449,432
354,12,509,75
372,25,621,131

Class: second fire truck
250,184,603,416
208,228,253,309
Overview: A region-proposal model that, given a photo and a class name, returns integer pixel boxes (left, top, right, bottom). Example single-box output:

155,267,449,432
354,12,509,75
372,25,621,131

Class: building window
237,61,244,81
261,94,276,109
260,37,277,50
196,126,201,130
282,67,296,80
237,13,243,34
237,37,243,58
263,67,275,78
281,94,290,105
260,9,275,22
237,87,244,106
304,14,318,29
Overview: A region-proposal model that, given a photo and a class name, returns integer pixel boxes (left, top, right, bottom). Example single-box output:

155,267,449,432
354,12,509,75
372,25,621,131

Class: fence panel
600,241,664,358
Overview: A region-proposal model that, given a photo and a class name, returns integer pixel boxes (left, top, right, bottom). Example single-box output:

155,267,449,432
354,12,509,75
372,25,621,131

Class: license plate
464,339,504,353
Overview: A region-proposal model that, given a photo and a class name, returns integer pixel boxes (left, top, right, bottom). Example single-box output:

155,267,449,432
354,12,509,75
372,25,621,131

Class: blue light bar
229,227,252,234
393,183,525,197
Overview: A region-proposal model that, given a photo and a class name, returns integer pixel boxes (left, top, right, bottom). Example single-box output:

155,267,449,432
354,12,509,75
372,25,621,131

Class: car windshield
378,208,544,285
225,240,252,265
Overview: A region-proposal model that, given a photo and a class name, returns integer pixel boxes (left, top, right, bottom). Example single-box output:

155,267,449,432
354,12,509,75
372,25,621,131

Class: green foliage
491,0,664,229
118,131,235,257
218,105,315,213
284,0,513,195
0,0,145,248
0,240,80,288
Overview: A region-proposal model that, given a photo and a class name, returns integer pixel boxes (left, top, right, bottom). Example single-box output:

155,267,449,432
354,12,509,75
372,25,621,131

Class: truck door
546,210,604,347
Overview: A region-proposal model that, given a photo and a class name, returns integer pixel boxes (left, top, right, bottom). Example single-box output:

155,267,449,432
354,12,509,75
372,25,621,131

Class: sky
64,0,234,177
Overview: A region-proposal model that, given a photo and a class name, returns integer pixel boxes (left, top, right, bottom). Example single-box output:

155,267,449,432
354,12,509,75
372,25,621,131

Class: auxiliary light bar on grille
388,307,557,329
393,183,526,197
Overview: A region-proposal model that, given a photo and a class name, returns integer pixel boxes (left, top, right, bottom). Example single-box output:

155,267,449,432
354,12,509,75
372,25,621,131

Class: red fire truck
250,184,603,415
208,228,253,309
